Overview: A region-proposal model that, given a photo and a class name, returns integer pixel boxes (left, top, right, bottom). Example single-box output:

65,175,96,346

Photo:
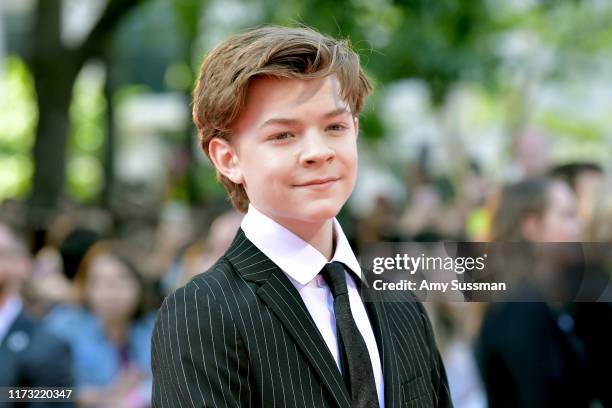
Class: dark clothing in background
0,311,74,408
571,302,612,407
476,301,610,408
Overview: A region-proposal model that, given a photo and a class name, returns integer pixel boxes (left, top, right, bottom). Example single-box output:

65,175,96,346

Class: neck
278,217,336,260
0,288,14,310
103,318,129,345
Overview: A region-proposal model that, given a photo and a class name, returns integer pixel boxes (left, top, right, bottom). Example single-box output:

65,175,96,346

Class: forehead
234,75,349,131
89,254,128,277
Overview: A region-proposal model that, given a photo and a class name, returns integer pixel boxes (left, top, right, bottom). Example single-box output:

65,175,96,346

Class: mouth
294,177,340,187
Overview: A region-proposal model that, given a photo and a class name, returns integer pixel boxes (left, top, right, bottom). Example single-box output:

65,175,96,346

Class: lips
294,177,340,187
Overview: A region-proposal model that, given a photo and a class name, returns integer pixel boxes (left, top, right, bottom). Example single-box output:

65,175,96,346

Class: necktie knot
321,262,348,299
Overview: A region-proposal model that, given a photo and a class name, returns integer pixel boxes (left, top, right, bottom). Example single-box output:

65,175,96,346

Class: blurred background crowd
1,0,611,407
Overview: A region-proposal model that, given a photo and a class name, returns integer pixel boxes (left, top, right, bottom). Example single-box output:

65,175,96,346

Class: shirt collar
241,204,362,286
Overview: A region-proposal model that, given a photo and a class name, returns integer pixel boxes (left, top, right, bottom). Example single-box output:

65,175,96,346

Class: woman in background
475,177,601,407
46,241,155,408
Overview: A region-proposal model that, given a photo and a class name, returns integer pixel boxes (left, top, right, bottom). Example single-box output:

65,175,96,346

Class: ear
208,137,244,184
520,213,542,242
353,116,359,137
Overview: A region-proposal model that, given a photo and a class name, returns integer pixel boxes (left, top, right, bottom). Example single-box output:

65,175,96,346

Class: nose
299,130,335,166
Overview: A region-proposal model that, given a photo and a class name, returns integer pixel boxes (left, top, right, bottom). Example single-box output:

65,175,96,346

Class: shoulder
189,256,244,298
45,304,96,339
10,312,72,368
161,256,244,308
153,256,250,336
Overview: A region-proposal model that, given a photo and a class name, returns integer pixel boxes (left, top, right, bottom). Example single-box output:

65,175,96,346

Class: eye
270,132,294,141
326,123,348,132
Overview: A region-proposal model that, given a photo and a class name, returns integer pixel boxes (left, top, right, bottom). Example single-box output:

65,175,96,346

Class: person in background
588,176,612,243
46,241,154,408
436,302,487,408
506,128,553,181
20,228,100,319
571,178,612,407
551,162,604,228
476,177,607,407
161,209,243,293
0,221,74,408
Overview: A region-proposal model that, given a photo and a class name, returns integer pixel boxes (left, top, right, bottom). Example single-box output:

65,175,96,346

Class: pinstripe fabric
152,229,453,408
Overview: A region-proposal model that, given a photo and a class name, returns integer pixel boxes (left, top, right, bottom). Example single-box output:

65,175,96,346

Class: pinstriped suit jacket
151,229,452,407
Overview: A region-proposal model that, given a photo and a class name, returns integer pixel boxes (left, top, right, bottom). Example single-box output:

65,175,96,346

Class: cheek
243,154,291,190
115,286,140,309
86,286,107,310
543,212,572,240
340,144,358,180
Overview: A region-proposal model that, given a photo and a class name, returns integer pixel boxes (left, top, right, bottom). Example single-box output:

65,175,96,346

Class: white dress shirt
241,205,385,407
0,295,22,347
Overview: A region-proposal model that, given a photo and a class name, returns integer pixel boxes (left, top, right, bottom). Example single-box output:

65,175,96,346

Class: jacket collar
240,204,362,285
224,229,351,407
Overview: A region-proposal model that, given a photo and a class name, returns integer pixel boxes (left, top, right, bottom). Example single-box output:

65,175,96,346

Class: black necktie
321,262,380,408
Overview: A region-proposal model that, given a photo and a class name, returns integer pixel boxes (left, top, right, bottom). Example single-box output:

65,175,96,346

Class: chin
297,200,344,223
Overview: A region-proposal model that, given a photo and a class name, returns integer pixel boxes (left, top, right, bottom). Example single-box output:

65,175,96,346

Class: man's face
224,75,358,227
539,181,583,242
0,225,30,297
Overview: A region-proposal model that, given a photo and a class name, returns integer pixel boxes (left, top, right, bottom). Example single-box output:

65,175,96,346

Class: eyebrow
259,107,351,129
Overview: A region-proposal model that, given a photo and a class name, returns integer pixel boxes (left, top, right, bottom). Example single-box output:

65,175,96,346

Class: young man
151,26,451,408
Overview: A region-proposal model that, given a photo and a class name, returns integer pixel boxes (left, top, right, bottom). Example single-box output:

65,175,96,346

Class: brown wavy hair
490,178,553,242
192,25,373,212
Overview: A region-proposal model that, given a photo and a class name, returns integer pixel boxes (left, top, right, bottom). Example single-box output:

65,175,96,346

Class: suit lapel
0,312,31,386
225,229,351,408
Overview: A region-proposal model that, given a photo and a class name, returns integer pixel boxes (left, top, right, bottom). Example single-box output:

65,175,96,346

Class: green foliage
259,0,498,104
172,0,205,40
0,57,37,200
376,0,498,102
0,57,37,152
66,65,107,202
193,163,226,201
67,155,104,200
360,108,386,141
112,84,152,107
0,153,33,200
165,61,194,92
538,112,604,142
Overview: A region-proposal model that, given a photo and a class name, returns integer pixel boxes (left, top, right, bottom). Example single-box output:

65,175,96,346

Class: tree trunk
27,0,142,228
28,0,78,227
101,53,115,210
